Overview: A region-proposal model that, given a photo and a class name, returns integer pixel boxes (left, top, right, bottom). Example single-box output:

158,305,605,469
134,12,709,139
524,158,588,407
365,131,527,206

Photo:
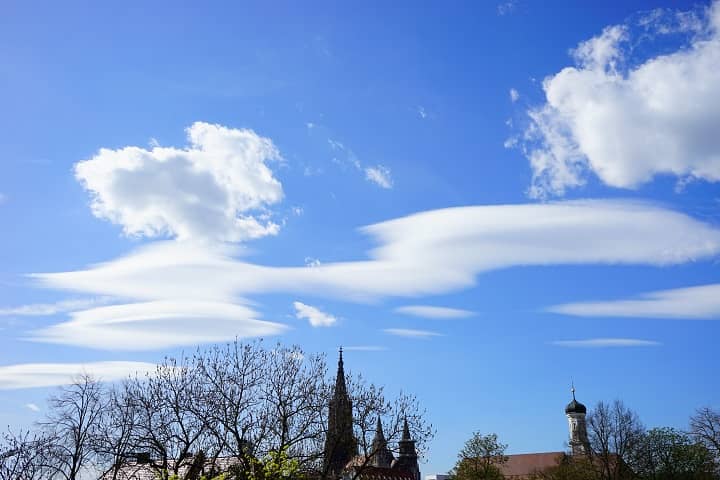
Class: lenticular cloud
75,122,283,242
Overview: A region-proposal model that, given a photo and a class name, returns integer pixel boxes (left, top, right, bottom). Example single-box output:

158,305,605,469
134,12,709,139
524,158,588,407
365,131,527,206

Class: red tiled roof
500,452,564,478
347,466,415,480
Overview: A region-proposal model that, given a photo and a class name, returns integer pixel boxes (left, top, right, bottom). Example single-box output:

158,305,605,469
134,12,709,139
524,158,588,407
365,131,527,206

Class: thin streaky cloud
395,305,475,319
343,345,388,351
0,297,115,316
384,328,443,339
0,361,159,390
548,283,720,319
25,403,40,412
552,338,661,348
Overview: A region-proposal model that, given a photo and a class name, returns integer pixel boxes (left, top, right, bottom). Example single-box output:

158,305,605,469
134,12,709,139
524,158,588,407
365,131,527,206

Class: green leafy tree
632,427,715,480
451,432,508,480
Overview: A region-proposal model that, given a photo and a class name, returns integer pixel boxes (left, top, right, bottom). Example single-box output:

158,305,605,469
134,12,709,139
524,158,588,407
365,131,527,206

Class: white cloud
395,305,475,319
33,200,720,305
25,403,40,412
327,137,393,188
521,1,720,198
497,1,517,16
75,122,283,242
549,283,720,319
365,165,393,189
384,328,443,339
509,88,520,102
0,361,158,390
30,301,287,350
293,301,337,327
417,106,428,119
304,257,321,268
551,338,661,348
26,200,720,349
0,297,114,316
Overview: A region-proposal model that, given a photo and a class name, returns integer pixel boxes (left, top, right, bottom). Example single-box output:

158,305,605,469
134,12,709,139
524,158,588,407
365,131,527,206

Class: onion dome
565,386,587,414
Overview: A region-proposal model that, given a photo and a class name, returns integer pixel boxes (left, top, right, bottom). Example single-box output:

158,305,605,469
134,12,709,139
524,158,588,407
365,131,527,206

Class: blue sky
1,0,720,475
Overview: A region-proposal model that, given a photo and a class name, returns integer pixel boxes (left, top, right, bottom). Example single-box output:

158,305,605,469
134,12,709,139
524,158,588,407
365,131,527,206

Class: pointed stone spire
395,417,420,480
370,416,393,468
324,347,357,478
402,417,411,441
335,346,347,396
376,417,386,441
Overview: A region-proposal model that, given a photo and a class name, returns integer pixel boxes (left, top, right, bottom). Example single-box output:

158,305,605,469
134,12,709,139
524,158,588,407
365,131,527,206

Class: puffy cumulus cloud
30,300,287,350
0,361,158,390
365,165,393,189
509,88,520,102
520,2,720,198
551,338,661,348
549,283,720,319
394,305,475,319
383,328,443,339
75,122,283,242
293,301,337,327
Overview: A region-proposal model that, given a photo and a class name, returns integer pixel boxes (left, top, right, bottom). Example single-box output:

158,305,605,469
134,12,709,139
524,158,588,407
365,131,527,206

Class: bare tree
93,382,142,480
197,340,267,468
587,400,644,480
38,373,105,480
257,344,328,466
0,428,52,480
690,407,720,463
125,356,219,479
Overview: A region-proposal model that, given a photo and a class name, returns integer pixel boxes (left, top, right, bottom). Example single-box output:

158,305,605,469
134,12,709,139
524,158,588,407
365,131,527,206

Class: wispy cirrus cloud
515,2,720,198
364,165,393,189
293,301,337,327
552,338,661,348
384,328,443,339
0,361,159,390
549,283,720,319
25,403,40,412
395,305,475,319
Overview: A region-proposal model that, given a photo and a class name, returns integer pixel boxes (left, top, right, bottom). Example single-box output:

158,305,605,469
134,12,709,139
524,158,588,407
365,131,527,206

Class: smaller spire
571,380,576,400
402,417,411,441
375,417,385,440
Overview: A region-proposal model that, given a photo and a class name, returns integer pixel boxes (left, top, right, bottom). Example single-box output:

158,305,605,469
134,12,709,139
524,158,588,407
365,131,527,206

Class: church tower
565,385,590,456
370,417,394,468
324,348,358,478
392,418,420,480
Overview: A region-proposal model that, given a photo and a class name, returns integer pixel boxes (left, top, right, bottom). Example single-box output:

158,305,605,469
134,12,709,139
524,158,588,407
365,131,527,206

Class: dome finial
571,380,576,400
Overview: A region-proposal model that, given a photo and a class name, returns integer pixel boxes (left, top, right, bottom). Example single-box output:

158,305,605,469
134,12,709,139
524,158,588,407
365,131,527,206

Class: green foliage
225,448,301,480
632,427,716,480
451,432,508,480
